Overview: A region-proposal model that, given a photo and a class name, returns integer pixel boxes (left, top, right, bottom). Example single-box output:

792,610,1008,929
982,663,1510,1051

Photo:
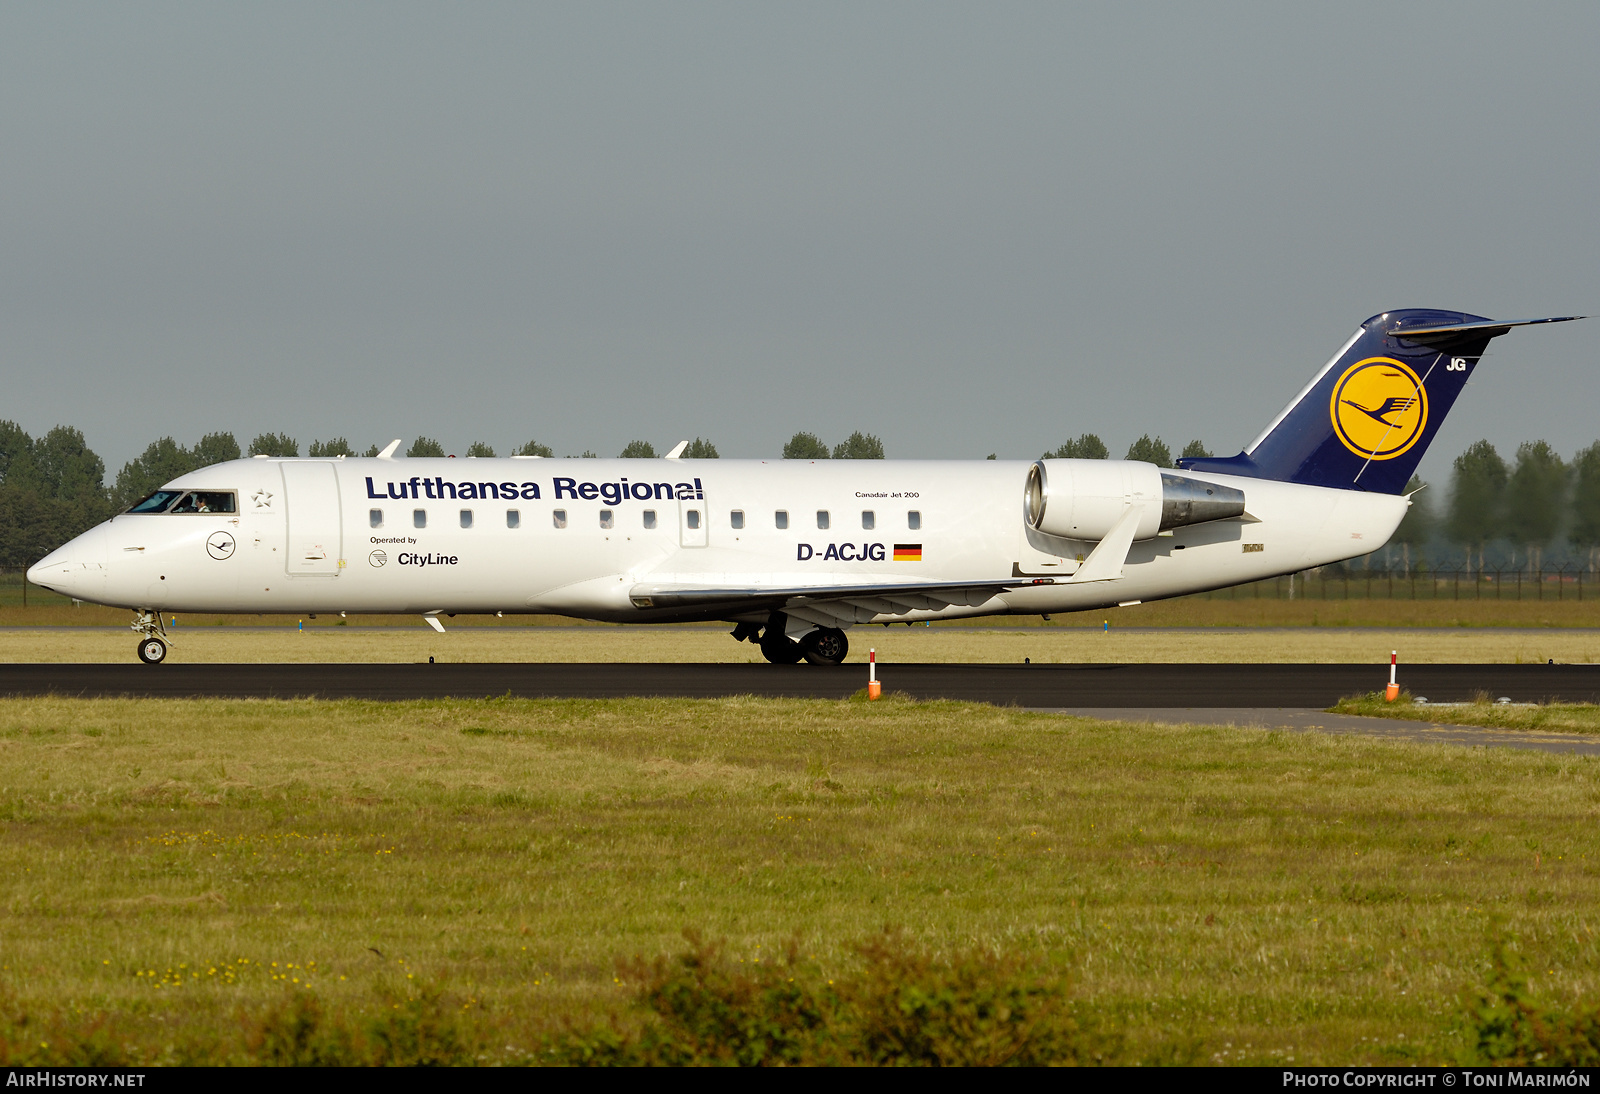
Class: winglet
422,612,445,632
664,440,689,460
377,439,402,460
1067,505,1144,583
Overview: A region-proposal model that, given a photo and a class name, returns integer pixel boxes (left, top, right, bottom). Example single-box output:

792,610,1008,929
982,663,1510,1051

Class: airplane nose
26,525,109,598
25,553,73,593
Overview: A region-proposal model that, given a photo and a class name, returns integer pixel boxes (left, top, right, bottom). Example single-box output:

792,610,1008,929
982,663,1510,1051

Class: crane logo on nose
207,531,236,560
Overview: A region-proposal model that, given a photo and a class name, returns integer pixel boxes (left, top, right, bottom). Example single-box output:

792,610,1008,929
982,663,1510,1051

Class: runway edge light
1386,651,1400,702
868,649,881,701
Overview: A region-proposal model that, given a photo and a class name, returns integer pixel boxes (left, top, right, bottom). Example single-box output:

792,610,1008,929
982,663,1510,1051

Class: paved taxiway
6,663,1597,756
3,661,1598,704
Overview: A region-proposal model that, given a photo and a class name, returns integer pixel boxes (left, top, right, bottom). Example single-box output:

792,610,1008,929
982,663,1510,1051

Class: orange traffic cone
1385,650,1400,702
867,648,881,700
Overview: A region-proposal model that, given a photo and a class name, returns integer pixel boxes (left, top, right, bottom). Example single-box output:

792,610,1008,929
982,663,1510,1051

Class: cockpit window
126,490,184,514
168,491,238,514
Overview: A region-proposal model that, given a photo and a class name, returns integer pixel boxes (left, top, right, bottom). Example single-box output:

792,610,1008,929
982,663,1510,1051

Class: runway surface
4,662,1599,705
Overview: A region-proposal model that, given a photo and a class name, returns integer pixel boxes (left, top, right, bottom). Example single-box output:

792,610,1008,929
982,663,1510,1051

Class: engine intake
1024,460,1244,542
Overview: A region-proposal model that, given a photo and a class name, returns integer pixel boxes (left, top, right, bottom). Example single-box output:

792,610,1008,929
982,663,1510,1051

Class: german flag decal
893,543,922,562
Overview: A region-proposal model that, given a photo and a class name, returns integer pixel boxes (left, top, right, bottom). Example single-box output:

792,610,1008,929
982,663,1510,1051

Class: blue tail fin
1175,309,1583,493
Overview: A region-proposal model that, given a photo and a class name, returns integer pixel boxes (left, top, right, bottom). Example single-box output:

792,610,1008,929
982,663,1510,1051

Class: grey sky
2,3,1596,487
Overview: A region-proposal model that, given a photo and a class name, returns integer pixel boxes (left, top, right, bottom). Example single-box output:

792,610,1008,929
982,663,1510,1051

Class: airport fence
1198,567,1596,601
0,569,65,608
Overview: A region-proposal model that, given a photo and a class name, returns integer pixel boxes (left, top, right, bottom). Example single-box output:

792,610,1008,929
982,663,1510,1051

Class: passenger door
281,462,343,575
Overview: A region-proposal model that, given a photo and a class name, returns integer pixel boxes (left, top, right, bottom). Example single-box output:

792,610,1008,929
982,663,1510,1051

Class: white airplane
29,309,1581,665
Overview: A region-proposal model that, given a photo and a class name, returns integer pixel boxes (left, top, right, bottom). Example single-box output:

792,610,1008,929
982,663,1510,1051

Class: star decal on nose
251,490,274,508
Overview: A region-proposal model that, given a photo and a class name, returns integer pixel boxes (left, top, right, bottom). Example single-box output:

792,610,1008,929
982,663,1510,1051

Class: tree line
8,419,1598,572
0,424,866,566
1397,440,1600,574
1041,434,1213,465
1030,432,1600,573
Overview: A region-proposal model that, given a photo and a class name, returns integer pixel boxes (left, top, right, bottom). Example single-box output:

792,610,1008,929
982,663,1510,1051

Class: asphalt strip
1035,707,1600,757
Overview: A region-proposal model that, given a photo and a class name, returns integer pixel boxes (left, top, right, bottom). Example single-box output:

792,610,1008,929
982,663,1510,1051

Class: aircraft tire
137,637,168,665
801,628,849,665
760,638,805,665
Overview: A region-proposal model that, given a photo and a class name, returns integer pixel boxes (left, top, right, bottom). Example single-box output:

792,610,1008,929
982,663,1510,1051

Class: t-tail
1175,309,1583,494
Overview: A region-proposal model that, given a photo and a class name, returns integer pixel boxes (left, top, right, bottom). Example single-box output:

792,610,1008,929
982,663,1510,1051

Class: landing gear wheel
760,639,805,664
137,637,168,665
801,628,849,665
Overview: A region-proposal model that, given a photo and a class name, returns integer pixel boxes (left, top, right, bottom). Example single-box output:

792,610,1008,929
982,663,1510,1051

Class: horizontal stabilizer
1386,315,1584,348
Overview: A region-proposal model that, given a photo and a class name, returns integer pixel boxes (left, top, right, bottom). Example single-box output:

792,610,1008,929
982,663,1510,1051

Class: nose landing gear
131,609,170,664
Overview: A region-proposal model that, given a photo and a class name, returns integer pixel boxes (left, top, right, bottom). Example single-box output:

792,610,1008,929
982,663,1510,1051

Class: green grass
1332,693,1600,734
5,694,1600,1064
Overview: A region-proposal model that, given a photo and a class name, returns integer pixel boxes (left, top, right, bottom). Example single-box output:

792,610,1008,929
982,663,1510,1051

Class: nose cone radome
26,525,109,599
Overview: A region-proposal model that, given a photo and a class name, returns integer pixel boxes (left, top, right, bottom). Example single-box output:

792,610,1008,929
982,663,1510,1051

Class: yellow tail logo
1329,357,1428,460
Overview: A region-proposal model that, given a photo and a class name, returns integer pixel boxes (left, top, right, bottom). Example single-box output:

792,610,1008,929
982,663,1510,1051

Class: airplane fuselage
34,455,1404,624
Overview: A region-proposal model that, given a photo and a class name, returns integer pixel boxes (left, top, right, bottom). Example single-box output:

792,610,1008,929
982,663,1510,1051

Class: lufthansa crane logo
1329,357,1428,461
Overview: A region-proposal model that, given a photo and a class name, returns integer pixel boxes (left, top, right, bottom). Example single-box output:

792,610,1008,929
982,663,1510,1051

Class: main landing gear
732,613,849,665
800,627,849,665
132,609,169,664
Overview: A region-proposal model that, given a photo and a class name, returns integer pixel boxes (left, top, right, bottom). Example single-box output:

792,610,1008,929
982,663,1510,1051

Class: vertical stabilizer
1176,310,1582,494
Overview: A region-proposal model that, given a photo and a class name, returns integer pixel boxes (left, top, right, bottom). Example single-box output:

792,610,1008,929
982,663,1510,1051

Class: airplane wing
628,502,1147,626
627,576,1060,627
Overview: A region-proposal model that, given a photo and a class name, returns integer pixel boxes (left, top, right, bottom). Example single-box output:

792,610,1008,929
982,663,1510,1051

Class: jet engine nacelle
1024,460,1245,542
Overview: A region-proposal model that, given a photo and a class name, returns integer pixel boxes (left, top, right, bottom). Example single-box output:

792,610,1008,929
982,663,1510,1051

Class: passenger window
643,510,657,529
686,510,701,530
370,509,383,529
414,509,427,529
169,491,238,514
553,509,567,528
908,510,921,530
730,510,744,529
600,510,614,529
506,509,520,529
460,509,473,529
775,510,789,530
126,489,184,514
861,510,875,530
816,510,829,530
